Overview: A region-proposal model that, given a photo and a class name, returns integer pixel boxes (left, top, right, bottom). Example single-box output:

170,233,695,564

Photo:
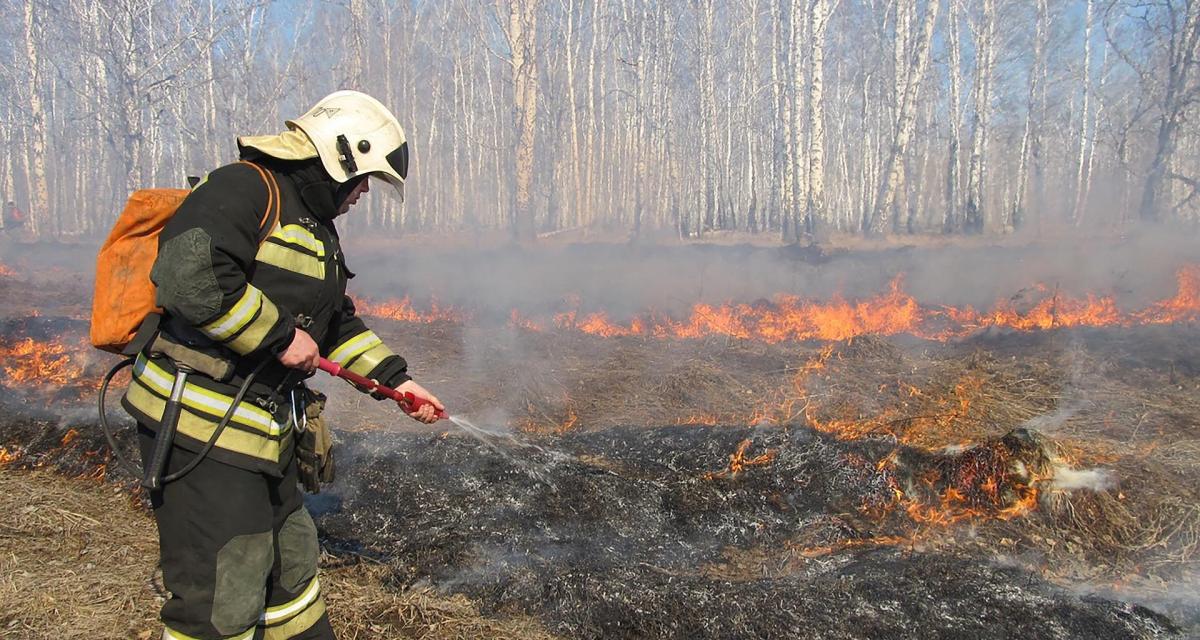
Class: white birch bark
963,0,996,234
1071,0,1095,225
867,0,939,236
23,1,50,236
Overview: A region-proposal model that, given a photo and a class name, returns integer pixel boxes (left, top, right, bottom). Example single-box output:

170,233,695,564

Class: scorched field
1,234,1198,639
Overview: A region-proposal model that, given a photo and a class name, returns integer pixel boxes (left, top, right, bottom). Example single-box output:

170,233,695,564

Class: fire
0,446,19,465
0,263,15,278
704,439,778,480
1134,264,1200,324
0,337,97,388
357,265,1200,344
890,429,1052,527
350,295,465,323
508,309,543,332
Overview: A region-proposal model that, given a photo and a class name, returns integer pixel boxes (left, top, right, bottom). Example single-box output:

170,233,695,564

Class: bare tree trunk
943,0,963,233
584,0,602,227
746,0,762,233
23,1,51,236
783,0,808,242
770,0,785,233
0,102,11,223
697,0,718,233
1071,0,1095,225
204,0,219,167
565,0,583,229
1077,20,1109,227
868,0,939,236
508,0,540,241
1140,0,1200,222
1010,0,1047,232
963,0,996,235
805,0,832,237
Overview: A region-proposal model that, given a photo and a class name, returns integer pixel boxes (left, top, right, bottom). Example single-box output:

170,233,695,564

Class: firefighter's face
338,176,371,214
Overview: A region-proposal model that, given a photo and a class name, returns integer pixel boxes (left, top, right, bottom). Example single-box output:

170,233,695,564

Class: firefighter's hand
396,380,444,424
278,329,320,373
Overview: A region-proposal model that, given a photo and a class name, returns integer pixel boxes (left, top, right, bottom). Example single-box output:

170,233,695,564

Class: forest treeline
1,0,1198,240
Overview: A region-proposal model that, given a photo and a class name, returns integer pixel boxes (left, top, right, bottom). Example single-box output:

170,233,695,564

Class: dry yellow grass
0,468,556,640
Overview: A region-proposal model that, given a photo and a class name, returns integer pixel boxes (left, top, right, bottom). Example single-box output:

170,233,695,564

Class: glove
295,389,335,493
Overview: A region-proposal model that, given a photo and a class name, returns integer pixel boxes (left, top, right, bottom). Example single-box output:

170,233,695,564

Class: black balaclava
239,152,364,224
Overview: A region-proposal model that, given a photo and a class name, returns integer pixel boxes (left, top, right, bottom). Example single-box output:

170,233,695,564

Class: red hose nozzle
317,357,447,420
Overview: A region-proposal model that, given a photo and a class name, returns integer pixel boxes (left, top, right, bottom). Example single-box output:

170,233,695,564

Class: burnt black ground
312,425,1184,639
1,360,1193,638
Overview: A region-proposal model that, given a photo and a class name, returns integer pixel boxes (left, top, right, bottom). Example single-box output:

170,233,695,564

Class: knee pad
212,530,274,635
277,507,319,593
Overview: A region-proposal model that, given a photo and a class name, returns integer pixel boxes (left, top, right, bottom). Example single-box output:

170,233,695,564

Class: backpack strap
238,160,282,245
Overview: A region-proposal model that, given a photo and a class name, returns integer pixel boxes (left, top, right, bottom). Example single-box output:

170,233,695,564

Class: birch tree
867,0,939,236
505,0,541,240
962,0,996,234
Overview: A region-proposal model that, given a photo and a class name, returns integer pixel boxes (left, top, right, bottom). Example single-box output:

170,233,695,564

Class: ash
317,425,1181,639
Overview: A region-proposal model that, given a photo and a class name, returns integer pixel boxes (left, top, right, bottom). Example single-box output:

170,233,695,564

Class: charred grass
1,263,1199,636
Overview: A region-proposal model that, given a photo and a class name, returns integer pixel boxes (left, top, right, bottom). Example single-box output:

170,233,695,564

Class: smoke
1049,465,1115,492
344,225,1200,322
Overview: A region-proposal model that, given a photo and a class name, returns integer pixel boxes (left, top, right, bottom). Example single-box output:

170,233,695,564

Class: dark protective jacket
121,158,409,475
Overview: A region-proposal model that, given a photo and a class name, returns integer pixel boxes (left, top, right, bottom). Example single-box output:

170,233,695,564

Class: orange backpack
90,162,281,354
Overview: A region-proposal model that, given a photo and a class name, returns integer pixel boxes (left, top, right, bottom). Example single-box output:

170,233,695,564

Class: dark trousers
139,426,336,640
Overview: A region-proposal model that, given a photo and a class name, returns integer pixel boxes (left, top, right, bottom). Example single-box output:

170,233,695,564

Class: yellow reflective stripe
261,598,326,640
133,356,280,435
256,242,325,280
226,295,281,354
164,626,253,640
346,342,395,377
262,577,321,623
191,173,209,191
127,382,285,462
328,330,381,365
274,224,325,257
202,286,263,342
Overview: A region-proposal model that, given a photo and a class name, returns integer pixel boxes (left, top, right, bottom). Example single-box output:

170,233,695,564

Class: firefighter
3,201,26,229
121,90,442,640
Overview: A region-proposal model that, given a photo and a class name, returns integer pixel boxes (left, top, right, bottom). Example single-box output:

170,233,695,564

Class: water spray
317,357,565,487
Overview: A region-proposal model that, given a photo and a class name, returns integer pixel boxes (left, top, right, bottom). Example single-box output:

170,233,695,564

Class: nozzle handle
401,391,448,420
317,358,446,420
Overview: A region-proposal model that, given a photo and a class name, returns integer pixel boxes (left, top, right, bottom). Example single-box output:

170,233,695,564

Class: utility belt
132,315,335,492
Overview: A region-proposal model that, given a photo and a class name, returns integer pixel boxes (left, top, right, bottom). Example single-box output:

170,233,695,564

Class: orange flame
350,295,465,323
508,309,544,332
704,439,778,480
1134,265,1200,324
356,266,1200,343
0,263,15,278
0,337,97,388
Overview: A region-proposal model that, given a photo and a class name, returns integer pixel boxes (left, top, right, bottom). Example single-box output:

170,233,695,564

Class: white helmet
287,90,409,201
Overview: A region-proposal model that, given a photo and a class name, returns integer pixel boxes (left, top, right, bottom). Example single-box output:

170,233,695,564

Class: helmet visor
375,172,406,203
387,142,409,180
374,141,408,202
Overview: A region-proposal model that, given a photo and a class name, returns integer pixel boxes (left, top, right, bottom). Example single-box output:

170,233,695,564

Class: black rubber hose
98,357,139,477
98,356,270,484
160,358,269,483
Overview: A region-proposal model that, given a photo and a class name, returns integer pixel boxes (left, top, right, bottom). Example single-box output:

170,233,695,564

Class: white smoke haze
342,227,1200,321
1049,465,1116,492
